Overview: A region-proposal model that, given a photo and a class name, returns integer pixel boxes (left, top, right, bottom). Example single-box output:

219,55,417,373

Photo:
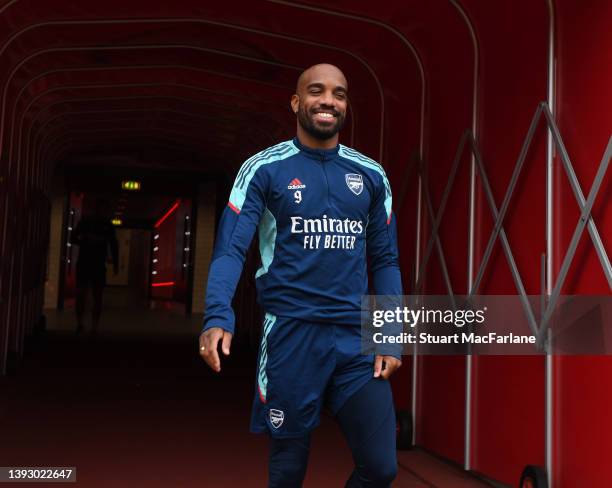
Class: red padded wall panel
460,0,549,484
554,0,612,486
416,355,466,463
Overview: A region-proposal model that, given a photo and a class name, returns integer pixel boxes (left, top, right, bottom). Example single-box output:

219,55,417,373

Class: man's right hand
199,327,233,373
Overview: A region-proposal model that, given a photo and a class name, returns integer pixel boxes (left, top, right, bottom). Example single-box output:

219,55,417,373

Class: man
200,64,403,487
71,197,118,336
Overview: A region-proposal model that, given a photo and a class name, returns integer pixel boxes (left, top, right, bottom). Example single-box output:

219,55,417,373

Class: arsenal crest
269,409,284,429
345,173,363,195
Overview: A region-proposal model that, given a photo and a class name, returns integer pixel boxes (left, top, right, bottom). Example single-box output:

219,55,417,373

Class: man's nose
319,90,335,106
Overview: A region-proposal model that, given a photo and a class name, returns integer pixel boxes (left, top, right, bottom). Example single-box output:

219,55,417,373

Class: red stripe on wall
154,200,180,228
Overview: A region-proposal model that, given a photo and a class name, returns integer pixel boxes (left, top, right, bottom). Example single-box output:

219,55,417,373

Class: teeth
317,113,334,118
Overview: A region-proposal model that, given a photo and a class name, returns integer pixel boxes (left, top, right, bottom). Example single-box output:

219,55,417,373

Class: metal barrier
399,101,611,342
395,101,611,483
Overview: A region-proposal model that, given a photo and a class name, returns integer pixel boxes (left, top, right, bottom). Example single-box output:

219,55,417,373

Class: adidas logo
287,178,306,190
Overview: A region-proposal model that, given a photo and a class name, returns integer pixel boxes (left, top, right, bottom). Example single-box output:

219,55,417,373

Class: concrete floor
0,288,494,487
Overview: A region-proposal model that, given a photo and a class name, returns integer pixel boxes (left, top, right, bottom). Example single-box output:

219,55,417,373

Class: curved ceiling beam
16,80,288,169
41,126,218,169
21,82,287,140
36,133,210,194
8,53,355,176
33,110,264,159
266,0,425,158
25,98,278,173
23,91,281,167
34,108,271,146
44,134,211,172
42,137,232,181
40,124,226,157
1,43,300,158
10,62,293,158
447,0,479,139
19,84,292,185
29,109,269,176
0,17,383,163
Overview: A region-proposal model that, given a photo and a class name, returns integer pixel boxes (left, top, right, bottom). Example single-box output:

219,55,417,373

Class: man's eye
310,90,321,95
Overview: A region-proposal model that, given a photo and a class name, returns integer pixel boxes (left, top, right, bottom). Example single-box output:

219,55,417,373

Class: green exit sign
121,180,141,191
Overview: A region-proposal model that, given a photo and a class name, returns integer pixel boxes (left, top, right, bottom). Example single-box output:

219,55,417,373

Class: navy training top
202,137,403,337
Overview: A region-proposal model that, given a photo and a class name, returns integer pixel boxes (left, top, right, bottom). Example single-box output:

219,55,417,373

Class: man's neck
296,127,338,150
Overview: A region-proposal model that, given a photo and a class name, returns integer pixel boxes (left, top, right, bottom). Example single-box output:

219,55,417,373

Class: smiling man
199,63,403,487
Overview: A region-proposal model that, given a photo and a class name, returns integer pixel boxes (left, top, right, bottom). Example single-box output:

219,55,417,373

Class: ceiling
0,0,462,183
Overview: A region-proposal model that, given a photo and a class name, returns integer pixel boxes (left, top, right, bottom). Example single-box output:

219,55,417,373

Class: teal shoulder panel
257,312,277,401
255,207,277,279
338,145,392,219
229,140,298,211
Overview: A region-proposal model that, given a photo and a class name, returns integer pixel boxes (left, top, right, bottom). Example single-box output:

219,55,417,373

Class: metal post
397,101,610,475
412,174,422,447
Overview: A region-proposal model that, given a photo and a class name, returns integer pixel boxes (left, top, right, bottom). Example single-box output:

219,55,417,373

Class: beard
297,104,346,140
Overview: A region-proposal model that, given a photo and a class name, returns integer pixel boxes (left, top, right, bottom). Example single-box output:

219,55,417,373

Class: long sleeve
202,165,268,335
367,171,402,296
366,171,403,358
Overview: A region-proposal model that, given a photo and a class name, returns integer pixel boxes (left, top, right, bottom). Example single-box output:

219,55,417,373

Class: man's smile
312,110,338,123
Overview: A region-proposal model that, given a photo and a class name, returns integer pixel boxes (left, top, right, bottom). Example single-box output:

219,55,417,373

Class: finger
198,334,206,357
198,332,211,357
221,332,233,356
373,355,383,377
202,328,221,350
205,332,222,372
207,346,221,372
381,358,401,379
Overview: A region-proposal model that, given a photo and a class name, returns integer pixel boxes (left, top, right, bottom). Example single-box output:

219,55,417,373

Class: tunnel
0,1,610,487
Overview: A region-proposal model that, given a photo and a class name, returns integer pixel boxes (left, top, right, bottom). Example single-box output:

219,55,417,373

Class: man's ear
290,94,299,114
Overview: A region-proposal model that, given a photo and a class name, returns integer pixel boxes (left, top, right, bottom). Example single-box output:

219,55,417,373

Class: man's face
293,66,348,141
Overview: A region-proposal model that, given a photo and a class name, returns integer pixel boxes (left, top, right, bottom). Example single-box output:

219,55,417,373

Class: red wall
150,206,177,299
150,199,192,301
0,4,609,487
400,1,473,464
459,0,549,483
553,1,612,486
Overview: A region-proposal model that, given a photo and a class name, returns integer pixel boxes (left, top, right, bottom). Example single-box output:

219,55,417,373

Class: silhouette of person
71,197,119,335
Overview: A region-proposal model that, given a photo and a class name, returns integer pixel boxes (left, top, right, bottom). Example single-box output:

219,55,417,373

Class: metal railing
398,101,611,345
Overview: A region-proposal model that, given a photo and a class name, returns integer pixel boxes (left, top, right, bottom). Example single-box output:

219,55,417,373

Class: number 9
294,190,302,204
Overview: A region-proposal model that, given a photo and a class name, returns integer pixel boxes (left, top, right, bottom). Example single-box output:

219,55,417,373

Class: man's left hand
373,355,402,379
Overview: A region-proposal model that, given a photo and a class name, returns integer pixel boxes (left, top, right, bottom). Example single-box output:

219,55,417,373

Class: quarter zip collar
292,136,339,161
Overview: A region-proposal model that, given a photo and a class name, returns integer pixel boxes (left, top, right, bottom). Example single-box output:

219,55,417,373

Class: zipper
320,153,331,208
